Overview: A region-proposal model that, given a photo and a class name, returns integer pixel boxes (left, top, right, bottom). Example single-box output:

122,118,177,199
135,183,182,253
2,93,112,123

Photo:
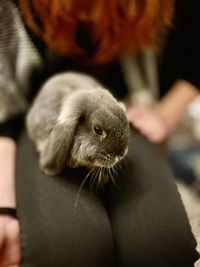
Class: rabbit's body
26,72,130,176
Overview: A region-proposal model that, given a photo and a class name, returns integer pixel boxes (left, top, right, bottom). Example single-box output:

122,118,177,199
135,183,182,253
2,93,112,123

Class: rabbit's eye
93,126,107,140
93,126,103,135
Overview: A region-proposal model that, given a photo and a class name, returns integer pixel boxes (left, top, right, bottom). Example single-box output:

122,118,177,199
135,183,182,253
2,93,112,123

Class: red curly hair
19,0,173,64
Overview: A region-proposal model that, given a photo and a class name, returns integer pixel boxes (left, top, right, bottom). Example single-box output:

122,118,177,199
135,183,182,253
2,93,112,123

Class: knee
119,224,199,267
20,209,116,267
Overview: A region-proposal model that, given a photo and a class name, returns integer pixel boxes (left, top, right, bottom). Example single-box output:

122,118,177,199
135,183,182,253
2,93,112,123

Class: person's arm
156,80,199,132
0,1,39,264
0,137,16,208
0,137,21,267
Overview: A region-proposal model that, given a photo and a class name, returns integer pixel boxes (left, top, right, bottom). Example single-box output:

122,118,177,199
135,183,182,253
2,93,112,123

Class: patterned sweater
0,0,43,138
0,0,42,122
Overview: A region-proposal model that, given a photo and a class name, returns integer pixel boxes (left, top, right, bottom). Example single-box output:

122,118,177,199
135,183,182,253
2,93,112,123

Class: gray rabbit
26,72,130,177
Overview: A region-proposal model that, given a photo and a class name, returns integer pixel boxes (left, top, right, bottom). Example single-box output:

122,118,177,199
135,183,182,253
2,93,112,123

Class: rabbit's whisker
74,167,95,209
90,167,99,192
108,167,116,186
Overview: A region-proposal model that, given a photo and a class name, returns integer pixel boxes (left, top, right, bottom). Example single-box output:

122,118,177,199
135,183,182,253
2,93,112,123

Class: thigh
16,131,116,267
104,130,199,267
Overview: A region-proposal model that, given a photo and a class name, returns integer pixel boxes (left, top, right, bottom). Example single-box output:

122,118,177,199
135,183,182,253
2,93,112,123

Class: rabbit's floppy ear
39,98,84,176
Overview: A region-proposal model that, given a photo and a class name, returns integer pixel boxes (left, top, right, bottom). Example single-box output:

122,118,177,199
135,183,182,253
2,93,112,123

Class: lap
15,129,198,267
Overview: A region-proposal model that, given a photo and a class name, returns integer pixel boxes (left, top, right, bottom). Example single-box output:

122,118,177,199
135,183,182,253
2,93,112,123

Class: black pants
16,130,199,267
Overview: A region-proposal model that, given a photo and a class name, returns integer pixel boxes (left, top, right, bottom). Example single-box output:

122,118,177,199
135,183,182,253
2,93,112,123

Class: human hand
127,105,169,143
0,215,21,267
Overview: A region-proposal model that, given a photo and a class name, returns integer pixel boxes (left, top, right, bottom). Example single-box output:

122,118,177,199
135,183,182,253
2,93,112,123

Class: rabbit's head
70,98,130,169
40,88,130,177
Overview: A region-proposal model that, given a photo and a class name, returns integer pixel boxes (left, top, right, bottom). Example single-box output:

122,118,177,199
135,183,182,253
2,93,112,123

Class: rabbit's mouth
93,152,127,168
69,155,118,169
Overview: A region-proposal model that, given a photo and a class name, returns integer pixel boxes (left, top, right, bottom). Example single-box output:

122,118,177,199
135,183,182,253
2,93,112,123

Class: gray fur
26,72,130,176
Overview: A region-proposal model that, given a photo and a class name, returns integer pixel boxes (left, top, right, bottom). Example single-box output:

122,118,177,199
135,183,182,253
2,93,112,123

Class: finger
130,113,152,129
126,108,139,117
2,242,21,266
4,220,21,266
127,107,146,119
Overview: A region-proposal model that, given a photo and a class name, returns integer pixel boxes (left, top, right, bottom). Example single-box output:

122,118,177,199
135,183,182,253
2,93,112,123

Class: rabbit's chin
68,158,95,168
68,157,118,169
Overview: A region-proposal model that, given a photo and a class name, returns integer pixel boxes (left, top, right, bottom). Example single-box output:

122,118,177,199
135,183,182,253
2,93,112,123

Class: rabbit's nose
117,147,128,160
122,147,128,157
